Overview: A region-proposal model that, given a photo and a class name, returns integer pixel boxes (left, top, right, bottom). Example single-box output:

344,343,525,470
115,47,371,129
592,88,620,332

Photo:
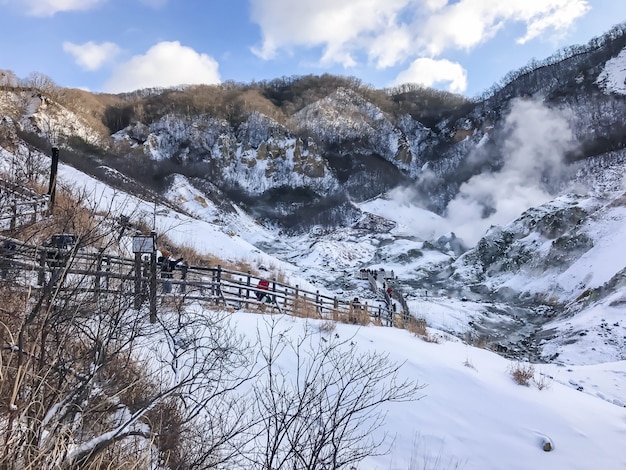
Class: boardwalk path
0,233,410,326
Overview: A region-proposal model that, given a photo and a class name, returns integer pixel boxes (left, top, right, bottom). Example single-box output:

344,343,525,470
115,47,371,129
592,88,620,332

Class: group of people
359,268,380,280
358,268,395,281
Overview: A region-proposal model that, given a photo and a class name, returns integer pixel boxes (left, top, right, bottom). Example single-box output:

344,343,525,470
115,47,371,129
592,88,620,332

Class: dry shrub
49,188,99,236
75,434,154,470
402,316,440,343
348,307,371,325
271,267,287,284
466,334,489,350
404,317,427,336
330,309,346,323
16,186,109,249
291,296,319,318
533,371,552,391
318,320,336,334
253,301,269,314
0,287,30,412
155,235,229,271
508,361,536,386
332,306,370,325
0,285,28,331
463,356,476,370
145,398,184,467
99,354,156,412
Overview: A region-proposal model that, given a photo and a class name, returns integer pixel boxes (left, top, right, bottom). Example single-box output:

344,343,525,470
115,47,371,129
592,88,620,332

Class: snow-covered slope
597,46,626,95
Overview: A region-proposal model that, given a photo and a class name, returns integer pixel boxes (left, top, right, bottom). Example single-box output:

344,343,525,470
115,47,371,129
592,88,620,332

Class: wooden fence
0,178,49,231
0,235,401,326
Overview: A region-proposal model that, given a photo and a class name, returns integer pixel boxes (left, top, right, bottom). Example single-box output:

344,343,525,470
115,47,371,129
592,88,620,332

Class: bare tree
247,318,424,470
24,72,58,97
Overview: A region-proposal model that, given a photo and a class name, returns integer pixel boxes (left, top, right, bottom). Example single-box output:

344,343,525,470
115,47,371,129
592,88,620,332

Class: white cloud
517,1,592,44
393,58,467,93
103,41,220,93
2,0,106,16
250,0,409,67
249,0,591,70
420,0,591,55
63,41,120,71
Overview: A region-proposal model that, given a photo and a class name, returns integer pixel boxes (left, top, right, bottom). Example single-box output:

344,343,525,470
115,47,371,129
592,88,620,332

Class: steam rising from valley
393,98,578,247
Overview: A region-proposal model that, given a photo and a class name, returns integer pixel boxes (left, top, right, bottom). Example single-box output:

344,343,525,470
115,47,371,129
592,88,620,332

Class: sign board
132,235,154,254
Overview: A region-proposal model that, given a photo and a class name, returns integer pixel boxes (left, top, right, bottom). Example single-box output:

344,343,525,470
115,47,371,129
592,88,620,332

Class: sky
0,0,625,97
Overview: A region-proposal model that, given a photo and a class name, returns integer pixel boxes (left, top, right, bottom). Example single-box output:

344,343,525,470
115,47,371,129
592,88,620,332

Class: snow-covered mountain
2,23,626,366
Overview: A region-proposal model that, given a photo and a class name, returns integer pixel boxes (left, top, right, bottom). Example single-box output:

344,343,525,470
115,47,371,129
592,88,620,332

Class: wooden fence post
48,146,59,213
211,268,216,298
134,252,142,309
180,264,188,294
10,203,16,231
246,270,251,308
216,265,222,304
94,248,104,302
316,290,321,315
37,247,46,286
149,250,157,323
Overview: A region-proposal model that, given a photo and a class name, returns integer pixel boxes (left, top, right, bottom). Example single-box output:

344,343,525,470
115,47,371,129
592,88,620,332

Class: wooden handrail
0,235,396,323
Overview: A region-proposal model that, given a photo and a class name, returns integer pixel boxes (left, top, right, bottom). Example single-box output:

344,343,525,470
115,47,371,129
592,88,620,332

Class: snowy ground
230,312,626,470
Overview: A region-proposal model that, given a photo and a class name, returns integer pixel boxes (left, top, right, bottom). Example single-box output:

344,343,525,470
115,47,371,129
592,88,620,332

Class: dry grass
331,306,370,325
403,317,427,336
291,296,320,319
401,316,440,343
533,371,552,391
16,186,103,247
318,320,336,334
463,356,476,370
465,334,489,350
508,361,536,386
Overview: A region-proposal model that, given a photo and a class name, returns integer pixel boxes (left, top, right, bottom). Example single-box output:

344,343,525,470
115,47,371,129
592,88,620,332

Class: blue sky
0,0,624,97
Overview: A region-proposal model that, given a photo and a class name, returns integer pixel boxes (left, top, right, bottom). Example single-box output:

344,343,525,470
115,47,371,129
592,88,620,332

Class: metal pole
48,147,59,212
149,231,157,323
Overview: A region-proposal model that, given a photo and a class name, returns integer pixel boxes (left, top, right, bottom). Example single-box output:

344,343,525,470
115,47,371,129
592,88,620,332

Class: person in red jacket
256,278,270,301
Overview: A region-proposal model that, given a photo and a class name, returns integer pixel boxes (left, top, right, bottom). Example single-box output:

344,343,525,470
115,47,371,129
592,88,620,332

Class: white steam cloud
444,98,576,246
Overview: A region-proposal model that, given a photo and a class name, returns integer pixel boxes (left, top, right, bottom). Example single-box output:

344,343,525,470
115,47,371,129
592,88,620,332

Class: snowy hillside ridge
450,192,626,302
113,111,338,196
0,89,102,146
596,46,626,94
290,87,406,161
